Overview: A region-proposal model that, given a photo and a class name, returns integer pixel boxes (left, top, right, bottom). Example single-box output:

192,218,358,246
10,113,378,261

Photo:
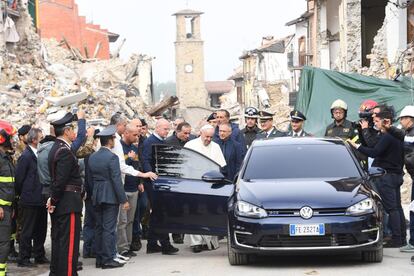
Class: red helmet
359,100,378,113
0,120,17,148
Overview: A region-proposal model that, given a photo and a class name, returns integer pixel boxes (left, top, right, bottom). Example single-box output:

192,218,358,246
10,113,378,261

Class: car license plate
289,224,325,236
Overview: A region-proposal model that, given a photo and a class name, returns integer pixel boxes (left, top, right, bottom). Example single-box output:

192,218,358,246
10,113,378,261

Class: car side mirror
202,170,232,184
368,167,386,178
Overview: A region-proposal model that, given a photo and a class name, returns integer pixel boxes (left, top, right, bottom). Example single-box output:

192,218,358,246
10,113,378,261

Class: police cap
259,110,274,120
50,112,76,129
96,125,116,137
290,110,306,121
207,112,217,122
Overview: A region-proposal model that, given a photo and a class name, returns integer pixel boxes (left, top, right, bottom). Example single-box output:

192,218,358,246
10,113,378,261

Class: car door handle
156,185,171,191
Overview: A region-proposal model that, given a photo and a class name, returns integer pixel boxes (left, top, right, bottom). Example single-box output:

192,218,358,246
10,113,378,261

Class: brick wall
38,0,110,59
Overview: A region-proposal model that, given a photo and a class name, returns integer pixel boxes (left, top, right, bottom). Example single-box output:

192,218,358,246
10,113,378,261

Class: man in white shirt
184,124,226,253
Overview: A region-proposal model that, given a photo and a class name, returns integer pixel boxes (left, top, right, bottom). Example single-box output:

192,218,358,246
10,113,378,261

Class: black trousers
19,206,47,262
144,182,170,248
49,212,81,276
0,206,12,275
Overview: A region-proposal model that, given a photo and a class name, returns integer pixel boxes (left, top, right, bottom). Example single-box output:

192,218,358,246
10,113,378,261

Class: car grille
258,234,357,247
266,208,346,217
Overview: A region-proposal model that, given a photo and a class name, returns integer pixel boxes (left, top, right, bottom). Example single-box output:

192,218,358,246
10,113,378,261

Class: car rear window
243,144,361,180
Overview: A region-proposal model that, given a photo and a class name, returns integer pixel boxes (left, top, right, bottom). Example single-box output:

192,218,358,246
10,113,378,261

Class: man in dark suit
213,109,246,151
89,125,129,269
47,112,83,276
216,123,244,181
142,118,178,255
259,110,286,138
287,110,311,137
15,128,48,267
165,122,193,147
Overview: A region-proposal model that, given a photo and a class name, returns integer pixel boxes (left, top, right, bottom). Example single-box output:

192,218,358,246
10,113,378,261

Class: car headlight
346,198,375,216
235,201,267,218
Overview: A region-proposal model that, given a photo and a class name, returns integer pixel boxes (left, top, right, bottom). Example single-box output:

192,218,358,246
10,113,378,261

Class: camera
357,111,374,128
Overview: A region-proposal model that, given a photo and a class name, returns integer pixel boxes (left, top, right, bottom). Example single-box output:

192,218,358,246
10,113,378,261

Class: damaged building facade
0,0,156,129
287,0,412,96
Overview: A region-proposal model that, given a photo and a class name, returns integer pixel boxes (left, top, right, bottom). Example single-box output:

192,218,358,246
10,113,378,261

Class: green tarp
295,66,414,137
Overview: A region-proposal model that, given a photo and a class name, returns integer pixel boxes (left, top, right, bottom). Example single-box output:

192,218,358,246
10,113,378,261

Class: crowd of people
0,98,413,275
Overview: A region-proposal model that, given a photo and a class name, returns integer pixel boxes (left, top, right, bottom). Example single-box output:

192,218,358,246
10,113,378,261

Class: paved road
9,239,413,276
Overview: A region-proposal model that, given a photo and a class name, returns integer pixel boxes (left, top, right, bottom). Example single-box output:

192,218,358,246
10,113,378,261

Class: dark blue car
151,137,384,265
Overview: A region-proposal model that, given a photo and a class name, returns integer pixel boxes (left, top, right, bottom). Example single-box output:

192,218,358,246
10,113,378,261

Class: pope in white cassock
183,124,227,253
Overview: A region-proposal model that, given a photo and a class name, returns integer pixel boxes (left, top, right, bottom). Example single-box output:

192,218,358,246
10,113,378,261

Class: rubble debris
0,36,156,128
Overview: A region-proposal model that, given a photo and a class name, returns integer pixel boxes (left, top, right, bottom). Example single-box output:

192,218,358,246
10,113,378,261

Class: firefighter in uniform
0,120,17,276
259,110,286,138
47,112,83,276
325,99,358,140
287,110,311,137
241,107,265,148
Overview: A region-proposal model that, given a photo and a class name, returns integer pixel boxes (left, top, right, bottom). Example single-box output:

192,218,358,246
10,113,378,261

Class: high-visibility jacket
0,151,15,207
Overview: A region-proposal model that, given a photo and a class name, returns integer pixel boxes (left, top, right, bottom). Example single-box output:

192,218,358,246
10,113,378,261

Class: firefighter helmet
0,120,17,149
330,99,348,118
244,107,259,118
359,99,378,113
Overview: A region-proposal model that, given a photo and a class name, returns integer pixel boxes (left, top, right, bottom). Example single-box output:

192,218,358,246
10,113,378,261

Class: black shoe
162,244,179,255
18,260,37,267
96,262,102,268
102,260,124,269
130,237,142,251
83,253,96,259
121,250,137,257
191,245,203,253
146,244,162,254
411,255,414,264
34,257,50,264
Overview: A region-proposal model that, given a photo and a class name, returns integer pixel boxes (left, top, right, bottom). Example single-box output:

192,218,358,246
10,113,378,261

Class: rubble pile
264,82,291,131
0,38,155,129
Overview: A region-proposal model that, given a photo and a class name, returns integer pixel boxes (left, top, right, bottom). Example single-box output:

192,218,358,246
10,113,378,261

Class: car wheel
227,224,248,265
362,245,383,262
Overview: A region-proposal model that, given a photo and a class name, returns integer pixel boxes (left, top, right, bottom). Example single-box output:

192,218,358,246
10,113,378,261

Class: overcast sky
76,0,306,82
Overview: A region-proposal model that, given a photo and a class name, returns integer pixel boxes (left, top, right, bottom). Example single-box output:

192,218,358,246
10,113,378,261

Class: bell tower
173,9,208,110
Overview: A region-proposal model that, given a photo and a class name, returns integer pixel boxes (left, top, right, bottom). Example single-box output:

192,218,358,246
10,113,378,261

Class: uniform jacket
287,130,311,137
265,127,286,138
241,126,266,148
48,138,83,215
88,147,127,206
15,146,43,206
0,150,15,207
324,119,358,140
216,138,245,181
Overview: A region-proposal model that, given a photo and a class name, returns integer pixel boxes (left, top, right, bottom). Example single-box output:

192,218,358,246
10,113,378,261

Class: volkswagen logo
299,206,313,219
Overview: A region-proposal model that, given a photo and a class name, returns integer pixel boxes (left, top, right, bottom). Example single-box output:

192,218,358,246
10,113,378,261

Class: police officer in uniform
0,120,17,276
241,107,265,148
47,112,83,276
259,110,286,138
287,110,310,137
325,99,358,140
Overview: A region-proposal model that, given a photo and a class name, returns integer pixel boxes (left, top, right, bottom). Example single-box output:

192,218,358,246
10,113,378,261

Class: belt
64,185,82,193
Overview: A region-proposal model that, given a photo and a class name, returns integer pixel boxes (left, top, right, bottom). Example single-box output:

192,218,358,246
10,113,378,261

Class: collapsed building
0,0,157,130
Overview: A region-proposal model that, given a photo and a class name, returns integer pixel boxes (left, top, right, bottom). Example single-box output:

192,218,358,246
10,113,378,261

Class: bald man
142,119,179,255
117,124,141,257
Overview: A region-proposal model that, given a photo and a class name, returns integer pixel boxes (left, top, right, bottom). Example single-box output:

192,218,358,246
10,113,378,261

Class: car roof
251,137,346,147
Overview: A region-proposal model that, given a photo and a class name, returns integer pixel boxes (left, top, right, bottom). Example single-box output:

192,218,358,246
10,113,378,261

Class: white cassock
183,138,227,250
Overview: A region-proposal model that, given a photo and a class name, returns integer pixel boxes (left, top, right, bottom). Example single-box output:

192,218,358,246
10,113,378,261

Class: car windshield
242,144,361,180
